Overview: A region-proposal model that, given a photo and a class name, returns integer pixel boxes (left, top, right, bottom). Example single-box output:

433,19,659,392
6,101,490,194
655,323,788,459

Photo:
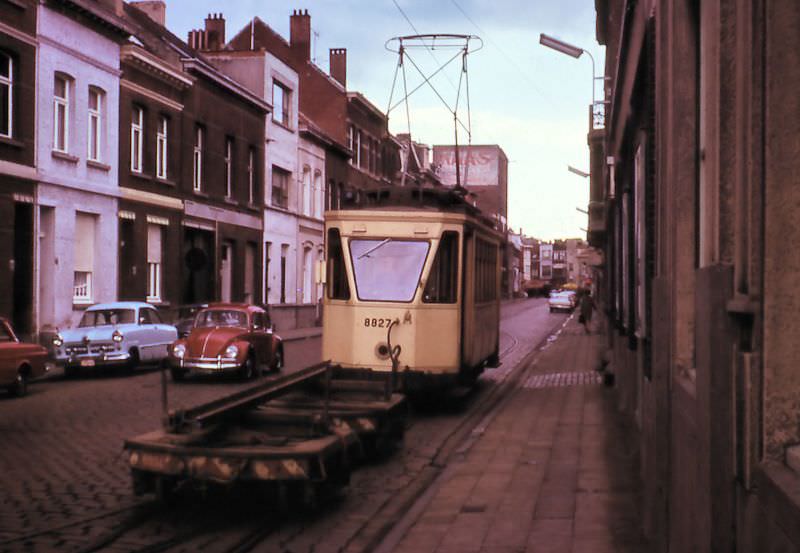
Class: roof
86,301,155,311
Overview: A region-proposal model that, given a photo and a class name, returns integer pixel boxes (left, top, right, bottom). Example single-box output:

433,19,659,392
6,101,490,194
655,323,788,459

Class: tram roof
338,186,500,230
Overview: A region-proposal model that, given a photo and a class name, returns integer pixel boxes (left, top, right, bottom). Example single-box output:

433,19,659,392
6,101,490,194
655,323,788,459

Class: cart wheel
155,476,176,503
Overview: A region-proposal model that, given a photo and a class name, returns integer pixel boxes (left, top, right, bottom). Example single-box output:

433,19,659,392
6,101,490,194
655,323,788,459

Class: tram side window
474,238,498,303
423,231,459,303
327,228,350,300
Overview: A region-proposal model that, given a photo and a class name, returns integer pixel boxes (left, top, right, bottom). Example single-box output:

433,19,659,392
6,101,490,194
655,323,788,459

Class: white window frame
131,106,143,172
248,148,255,204
73,271,92,302
302,166,311,216
147,262,161,302
156,116,168,179
272,81,290,126
54,75,69,153
225,138,233,198
87,88,102,162
0,53,11,138
314,170,323,218
193,127,203,191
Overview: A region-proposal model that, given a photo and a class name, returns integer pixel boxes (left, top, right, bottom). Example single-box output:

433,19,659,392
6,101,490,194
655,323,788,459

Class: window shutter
74,213,95,272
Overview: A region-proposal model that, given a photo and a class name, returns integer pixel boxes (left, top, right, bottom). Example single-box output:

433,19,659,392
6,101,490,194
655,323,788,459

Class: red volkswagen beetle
168,304,283,381
0,318,50,397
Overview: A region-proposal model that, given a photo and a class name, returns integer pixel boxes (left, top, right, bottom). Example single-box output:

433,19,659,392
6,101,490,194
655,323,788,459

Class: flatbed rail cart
124,362,407,501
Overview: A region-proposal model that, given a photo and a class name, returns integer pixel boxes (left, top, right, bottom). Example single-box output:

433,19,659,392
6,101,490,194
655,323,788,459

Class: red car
168,304,284,381
0,318,50,397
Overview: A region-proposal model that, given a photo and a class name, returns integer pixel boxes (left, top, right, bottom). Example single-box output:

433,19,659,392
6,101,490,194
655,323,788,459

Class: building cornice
121,45,193,89
0,20,37,47
38,34,121,76
120,79,183,111
48,0,134,37
0,160,37,181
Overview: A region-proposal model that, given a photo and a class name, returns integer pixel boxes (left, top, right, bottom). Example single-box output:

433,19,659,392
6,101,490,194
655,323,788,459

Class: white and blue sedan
52,302,177,376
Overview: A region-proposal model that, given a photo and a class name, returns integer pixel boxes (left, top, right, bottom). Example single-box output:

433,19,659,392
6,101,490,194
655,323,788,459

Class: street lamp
576,207,588,215
568,165,590,178
539,33,598,106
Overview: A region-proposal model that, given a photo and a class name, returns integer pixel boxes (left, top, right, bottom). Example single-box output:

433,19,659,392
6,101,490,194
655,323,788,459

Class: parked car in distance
167,303,208,338
169,303,283,381
0,318,51,397
52,302,178,376
548,291,576,313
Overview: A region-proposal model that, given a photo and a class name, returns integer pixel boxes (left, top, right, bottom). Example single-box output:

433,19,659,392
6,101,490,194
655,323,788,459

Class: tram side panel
460,230,501,373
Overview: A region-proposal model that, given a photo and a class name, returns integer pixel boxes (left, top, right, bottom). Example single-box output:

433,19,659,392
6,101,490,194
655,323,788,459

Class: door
221,241,233,303
12,202,33,337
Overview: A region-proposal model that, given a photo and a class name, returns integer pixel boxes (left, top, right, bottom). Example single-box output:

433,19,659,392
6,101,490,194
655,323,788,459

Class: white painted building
35,2,129,331
297,114,326,309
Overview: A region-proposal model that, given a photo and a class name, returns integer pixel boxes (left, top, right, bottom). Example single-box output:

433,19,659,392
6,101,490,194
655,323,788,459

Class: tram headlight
224,344,239,359
172,344,186,359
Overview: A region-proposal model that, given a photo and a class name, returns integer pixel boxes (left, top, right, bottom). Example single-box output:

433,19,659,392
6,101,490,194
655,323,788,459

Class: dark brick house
120,2,267,308
0,0,37,336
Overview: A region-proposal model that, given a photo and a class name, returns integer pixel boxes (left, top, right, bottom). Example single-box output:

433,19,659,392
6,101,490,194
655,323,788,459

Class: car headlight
112,330,124,343
173,344,186,359
52,334,64,347
224,344,239,359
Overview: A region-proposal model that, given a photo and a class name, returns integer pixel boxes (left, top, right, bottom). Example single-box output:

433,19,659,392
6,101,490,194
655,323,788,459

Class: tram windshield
350,239,430,302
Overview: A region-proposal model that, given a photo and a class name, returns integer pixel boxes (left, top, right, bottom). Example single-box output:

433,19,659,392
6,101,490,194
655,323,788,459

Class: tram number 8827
364,318,394,328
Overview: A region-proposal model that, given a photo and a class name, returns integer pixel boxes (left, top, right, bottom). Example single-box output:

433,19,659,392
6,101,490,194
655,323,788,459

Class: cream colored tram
322,189,502,391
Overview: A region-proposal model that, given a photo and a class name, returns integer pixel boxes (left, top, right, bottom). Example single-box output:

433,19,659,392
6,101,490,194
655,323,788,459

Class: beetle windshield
194,309,249,328
79,309,135,327
350,239,430,302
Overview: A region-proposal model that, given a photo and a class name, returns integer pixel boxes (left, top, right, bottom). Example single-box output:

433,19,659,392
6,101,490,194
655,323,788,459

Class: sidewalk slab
389,320,647,553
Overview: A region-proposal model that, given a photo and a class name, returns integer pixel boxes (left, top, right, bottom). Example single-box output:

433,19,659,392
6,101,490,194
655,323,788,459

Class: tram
322,187,502,392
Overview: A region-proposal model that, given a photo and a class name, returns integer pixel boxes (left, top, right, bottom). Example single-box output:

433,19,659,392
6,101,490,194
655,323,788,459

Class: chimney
130,1,166,26
290,9,311,61
204,13,226,51
329,48,346,87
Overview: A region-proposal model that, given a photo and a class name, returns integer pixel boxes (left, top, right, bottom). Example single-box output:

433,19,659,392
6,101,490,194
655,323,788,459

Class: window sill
192,189,210,198
224,197,239,206
0,135,24,148
52,150,79,164
155,176,177,187
130,170,153,181
5,0,27,9
87,159,111,172
246,202,262,212
72,300,93,309
271,119,295,133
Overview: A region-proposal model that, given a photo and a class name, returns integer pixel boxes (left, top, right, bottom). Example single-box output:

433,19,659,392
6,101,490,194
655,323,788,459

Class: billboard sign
433,146,500,187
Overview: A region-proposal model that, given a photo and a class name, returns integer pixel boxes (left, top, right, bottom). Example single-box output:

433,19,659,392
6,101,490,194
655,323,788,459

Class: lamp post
568,165,590,178
539,33,603,128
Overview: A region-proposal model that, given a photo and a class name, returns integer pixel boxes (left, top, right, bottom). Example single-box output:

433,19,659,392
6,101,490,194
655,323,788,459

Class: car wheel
271,347,284,373
11,370,28,397
170,368,186,382
126,348,140,373
240,351,256,380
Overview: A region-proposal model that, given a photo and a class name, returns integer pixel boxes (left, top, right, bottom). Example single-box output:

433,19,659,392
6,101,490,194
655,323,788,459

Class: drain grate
523,371,603,389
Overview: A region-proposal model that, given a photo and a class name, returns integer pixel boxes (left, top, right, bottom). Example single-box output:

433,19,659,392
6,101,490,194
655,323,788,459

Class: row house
36,0,131,336
122,3,267,310
595,0,800,551
0,0,38,338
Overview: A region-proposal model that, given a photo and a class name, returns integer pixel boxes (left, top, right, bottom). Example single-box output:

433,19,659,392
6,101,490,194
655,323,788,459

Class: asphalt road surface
0,297,568,553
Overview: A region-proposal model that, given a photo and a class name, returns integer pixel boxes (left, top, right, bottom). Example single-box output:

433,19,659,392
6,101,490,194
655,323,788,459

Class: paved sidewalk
387,318,647,553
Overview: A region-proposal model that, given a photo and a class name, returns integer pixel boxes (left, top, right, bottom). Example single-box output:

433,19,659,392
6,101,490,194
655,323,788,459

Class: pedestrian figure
578,291,595,334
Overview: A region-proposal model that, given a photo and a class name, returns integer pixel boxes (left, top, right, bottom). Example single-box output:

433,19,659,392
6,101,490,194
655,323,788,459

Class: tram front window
350,239,430,302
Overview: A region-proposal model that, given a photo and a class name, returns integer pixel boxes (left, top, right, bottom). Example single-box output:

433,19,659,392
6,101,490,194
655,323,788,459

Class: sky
162,0,604,241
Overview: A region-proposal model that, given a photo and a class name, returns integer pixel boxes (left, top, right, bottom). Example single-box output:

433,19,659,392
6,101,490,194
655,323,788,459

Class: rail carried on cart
124,362,407,500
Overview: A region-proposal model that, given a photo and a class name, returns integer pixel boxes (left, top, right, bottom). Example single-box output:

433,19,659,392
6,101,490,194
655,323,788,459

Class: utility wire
450,0,557,110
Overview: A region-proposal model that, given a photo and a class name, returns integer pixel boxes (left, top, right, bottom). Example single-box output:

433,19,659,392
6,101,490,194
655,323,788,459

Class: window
139,308,161,324
314,171,323,218
355,130,362,168
193,126,203,191
302,166,311,216
347,126,354,164
146,223,163,302
156,116,168,179
327,228,350,300
54,75,70,152
350,239,430,302
302,246,312,304
248,148,255,204
423,231,459,303
224,138,233,198
474,238,498,303
130,106,143,172
280,244,288,304
0,52,12,138
73,213,95,303
272,81,290,126
87,88,103,162
271,166,289,209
